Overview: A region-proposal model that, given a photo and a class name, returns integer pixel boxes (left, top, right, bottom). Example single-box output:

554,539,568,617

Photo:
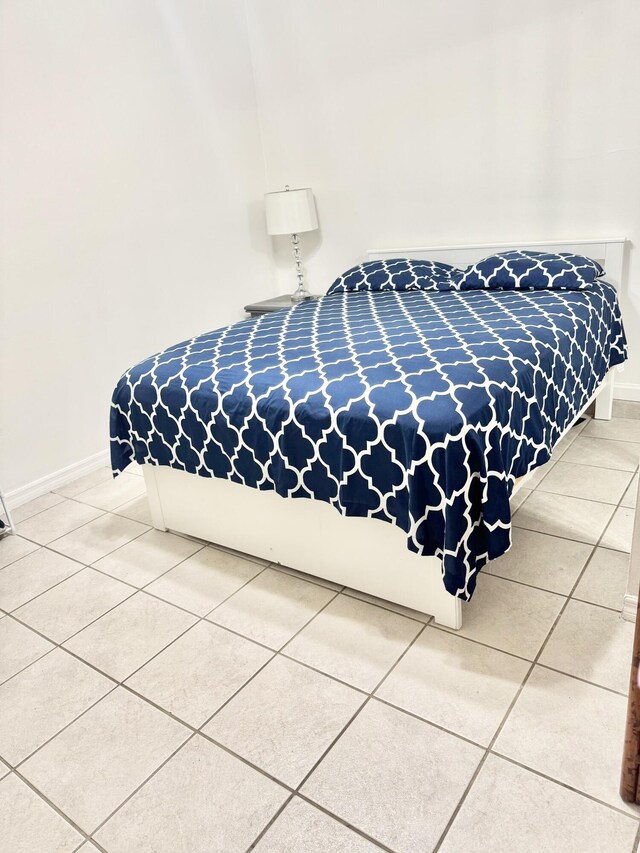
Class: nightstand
244,295,319,318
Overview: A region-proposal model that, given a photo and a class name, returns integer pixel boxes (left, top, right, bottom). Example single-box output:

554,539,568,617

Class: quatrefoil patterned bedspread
110,283,626,600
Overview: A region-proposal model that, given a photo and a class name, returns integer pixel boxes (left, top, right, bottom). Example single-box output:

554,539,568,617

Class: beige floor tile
20,688,189,834
285,594,422,691
0,648,112,765
10,493,65,524
54,467,113,498
573,547,629,611
77,844,101,852
93,529,203,588
209,567,336,650
613,400,640,420
0,618,54,684
50,513,148,564
539,600,634,693
14,568,134,643
0,549,82,612
73,473,145,512
561,436,640,471
509,486,532,513
146,546,264,616
535,461,632,504
376,628,529,746
0,759,8,780
113,494,153,525
254,797,380,852
485,527,592,595
302,700,482,853
95,735,288,853
64,592,197,681
342,588,432,622
0,774,83,852
583,416,640,443
522,458,555,489
512,491,614,544
440,573,564,660
126,620,272,728
439,754,637,853
494,666,633,813
0,535,38,570
549,421,587,460
548,435,573,459
601,506,635,553
622,474,638,508
16,500,103,546
204,656,365,787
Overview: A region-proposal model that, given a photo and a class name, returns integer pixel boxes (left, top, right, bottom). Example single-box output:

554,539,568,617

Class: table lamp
265,186,318,302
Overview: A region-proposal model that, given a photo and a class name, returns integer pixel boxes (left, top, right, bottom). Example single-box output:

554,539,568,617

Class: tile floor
1,404,640,852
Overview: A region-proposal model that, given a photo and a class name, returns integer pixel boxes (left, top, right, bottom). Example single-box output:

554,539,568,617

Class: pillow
458,250,604,291
326,258,463,295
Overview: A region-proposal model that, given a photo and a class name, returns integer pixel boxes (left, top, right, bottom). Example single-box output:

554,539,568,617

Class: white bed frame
143,238,625,629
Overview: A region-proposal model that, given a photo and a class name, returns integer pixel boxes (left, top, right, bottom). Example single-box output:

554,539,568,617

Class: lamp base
290,233,313,303
291,285,313,303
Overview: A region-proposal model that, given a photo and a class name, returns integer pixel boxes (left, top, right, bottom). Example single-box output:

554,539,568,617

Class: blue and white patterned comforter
110,283,626,599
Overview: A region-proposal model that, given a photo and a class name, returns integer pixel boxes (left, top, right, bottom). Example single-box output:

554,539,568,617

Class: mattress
110,282,626,599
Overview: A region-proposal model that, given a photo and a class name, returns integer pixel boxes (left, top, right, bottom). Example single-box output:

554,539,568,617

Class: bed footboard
142,465,463,630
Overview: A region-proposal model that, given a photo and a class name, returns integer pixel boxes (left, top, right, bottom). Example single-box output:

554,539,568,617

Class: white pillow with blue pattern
458,250,605,291
326,258,463,295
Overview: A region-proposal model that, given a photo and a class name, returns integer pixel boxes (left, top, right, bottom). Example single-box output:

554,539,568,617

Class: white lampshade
265,187,318,235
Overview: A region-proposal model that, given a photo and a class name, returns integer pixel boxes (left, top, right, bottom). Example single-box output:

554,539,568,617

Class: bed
110,239,627,629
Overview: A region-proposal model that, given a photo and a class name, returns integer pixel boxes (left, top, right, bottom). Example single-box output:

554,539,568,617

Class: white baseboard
6,450,110,509
622,593,637,622
614,383,640,403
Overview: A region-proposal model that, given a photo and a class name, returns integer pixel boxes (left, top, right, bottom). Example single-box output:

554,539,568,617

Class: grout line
487,752,640,823
369,693,486,750
575,431,640,446
534,663,628,698
475,566,573,596
199,588,344,730
8,495,67,527
11,682,121,771
571,592,631,613
482,568,629,614
288,795,396,853
243,794,296,852
512,516,615,545
10,766,97,847
0,642,59,691
427,619,538,663
88,732,198,841
518,483,635,509
244,622,430,853
12,511,109,550
44,522,152,563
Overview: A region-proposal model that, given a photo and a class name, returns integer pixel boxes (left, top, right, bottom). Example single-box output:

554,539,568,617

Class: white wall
246,0,640,394
3,0,640,497
0,0,271,494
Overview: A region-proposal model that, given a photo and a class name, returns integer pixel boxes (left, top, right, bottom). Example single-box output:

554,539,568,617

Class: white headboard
367,238,626,291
